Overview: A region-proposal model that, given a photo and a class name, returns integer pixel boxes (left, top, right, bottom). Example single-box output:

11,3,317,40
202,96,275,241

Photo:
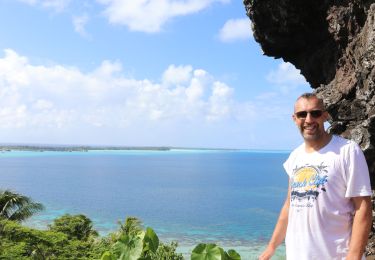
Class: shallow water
1,149,289,258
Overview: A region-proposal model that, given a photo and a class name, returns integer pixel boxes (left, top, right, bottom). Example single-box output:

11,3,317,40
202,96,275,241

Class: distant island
0,144,237,152
0,144,171,152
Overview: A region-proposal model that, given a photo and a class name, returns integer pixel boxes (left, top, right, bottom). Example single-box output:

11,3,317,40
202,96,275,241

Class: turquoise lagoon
0,149,289,259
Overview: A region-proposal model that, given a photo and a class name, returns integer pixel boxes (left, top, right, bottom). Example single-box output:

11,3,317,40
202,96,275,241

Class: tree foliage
191,243,241,260
0,215,185,260
0,219,106,259
0,190,44,222
101,217,183,260
0,192,241,260
49,214,98,241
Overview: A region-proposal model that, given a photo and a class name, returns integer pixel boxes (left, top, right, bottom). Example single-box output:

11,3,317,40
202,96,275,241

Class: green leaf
48,214,98,241
0,190,44,222
143,227,159,253
112,232,144,260
225,249,241,260
100,251,114,260
191,243,223,260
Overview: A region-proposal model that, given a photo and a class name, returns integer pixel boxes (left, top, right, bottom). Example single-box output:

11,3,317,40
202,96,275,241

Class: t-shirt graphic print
290,163,328,211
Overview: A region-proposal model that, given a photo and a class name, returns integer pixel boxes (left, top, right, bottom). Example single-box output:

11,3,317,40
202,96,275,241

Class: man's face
293,97,328,142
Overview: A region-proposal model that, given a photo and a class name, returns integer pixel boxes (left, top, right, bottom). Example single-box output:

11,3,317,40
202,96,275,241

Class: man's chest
289,154,346,209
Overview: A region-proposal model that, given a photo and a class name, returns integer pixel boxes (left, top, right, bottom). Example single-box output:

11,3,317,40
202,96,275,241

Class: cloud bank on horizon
0,48,307,148
0,49,242,127
1,0,310,149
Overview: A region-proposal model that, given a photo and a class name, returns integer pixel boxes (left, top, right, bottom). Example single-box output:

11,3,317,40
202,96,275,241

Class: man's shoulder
289,142,305,156
331,135,358,149
332,134,349,143
328,135,364,159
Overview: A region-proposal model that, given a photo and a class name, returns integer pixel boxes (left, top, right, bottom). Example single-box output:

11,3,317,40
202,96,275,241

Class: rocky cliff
244,0,375,255
244,0,375,185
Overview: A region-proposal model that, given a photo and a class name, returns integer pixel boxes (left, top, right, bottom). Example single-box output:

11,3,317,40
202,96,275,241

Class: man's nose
305,112,314,122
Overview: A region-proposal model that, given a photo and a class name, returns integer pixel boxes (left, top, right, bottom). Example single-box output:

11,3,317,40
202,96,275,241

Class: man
259,93,372,260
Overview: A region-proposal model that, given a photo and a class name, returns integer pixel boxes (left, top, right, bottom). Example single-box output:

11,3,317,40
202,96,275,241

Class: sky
0,0,311,149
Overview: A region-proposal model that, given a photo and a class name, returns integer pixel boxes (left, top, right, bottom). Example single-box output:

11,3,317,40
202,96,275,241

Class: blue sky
0,0,311,149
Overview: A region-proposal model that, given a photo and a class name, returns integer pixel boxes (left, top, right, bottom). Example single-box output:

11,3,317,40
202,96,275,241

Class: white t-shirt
283,135,371,260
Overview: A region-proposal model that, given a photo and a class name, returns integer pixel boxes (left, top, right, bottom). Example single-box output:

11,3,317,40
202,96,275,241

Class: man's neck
304,133,332,153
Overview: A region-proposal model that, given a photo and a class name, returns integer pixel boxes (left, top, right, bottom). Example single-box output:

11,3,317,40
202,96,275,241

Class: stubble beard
300,124,324,142
302,131,322,142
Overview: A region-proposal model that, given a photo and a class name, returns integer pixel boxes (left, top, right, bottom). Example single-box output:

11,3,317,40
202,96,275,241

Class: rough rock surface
244,0,375,184
244,0,375,255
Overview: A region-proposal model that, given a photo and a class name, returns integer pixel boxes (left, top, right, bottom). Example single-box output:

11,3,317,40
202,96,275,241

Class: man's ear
292,114,297,124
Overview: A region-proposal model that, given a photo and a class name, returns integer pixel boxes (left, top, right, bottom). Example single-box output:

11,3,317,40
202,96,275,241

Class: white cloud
185,70,210,102
162,65,193,86
266,62,307,93
219,18,251,42
33,99,54,110
267,62,306,85
16,0,71,12
248,62,311,122
0,49,257,133
0,50,311,148
73,14,90,38
0,105,28,128
207,82,233,121
96,0,230,33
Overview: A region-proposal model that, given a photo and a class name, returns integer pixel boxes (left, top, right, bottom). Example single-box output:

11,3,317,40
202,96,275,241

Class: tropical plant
152,241,183,260
0,190,242,260
101,218,159,260
49,214,98,241
101,217,183,260
191,243,241,260
0,190,44,222
119,217,143,237
0,218,106,259
0,218,67,259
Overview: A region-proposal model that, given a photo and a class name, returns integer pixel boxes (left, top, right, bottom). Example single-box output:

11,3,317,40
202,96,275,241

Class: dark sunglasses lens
310,110,323,118
295,110,323,119
296,111,307,118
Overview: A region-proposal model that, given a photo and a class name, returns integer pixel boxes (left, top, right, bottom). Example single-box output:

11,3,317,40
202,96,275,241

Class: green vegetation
100,217,184,260
191,244,241,260
0,192,241,259
0,218,102,259
49,214,98,241
0,190,44,222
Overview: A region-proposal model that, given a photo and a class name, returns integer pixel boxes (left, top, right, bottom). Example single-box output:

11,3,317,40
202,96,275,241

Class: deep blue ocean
0,149,289,259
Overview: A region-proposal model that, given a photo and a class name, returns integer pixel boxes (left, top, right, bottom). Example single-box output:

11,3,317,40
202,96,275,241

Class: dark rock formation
244,0,375,255
244,0,375,186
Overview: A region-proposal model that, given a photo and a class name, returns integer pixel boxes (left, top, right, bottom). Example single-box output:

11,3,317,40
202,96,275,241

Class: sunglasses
295,110,324,119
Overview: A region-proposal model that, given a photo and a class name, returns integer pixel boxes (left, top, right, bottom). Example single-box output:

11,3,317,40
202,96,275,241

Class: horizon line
0,142,291,152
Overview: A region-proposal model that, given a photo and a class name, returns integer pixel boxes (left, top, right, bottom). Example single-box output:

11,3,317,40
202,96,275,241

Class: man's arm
258,185,290,260
347,196,372,260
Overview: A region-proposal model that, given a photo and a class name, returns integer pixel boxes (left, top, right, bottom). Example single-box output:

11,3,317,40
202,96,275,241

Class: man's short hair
296,92,325,110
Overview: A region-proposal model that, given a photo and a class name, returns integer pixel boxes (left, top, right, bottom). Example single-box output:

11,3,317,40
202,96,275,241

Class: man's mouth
303,124,317,132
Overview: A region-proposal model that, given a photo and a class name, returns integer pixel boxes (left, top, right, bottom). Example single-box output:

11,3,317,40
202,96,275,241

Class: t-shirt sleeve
283,153,293,177
345,142,372,198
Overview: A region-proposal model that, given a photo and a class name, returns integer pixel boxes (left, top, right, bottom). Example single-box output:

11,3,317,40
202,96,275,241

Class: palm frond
0,189,44,222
